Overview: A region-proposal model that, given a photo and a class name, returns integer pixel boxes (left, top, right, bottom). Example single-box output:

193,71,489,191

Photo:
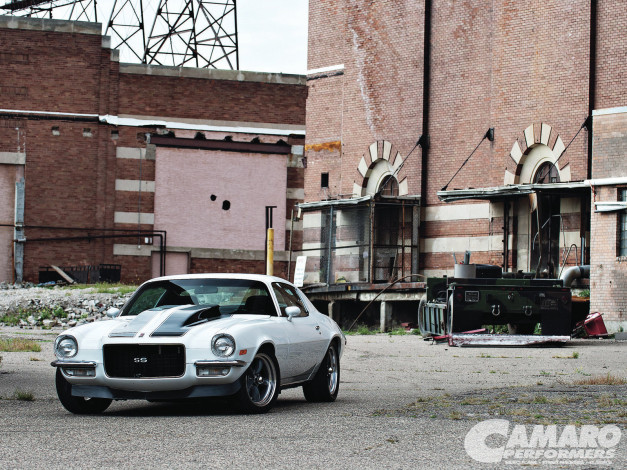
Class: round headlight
211,334,235,357
55,335,78,358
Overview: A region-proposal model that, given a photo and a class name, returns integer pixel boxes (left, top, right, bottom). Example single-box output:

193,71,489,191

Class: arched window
534,162,560,184
378,175,399,196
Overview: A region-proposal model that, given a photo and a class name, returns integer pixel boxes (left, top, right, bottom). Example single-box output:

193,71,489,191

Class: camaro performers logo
465,419,622,465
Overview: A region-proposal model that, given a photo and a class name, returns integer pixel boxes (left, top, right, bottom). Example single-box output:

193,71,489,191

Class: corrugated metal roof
437,182,589,202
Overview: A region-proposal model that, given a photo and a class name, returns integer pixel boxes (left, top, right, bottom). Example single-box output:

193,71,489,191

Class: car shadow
105,396,320,417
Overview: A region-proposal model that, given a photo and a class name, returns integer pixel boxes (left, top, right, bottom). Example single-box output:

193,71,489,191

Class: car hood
65,306,273,346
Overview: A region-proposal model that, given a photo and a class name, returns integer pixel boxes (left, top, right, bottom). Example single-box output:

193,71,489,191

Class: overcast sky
35,0,309,74
237,0,308,74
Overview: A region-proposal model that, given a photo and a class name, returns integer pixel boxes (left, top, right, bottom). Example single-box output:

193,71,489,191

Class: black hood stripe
151,305,224,337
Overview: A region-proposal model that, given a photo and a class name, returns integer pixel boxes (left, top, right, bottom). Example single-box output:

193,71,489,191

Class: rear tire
303,343,340,402
55,369,112,414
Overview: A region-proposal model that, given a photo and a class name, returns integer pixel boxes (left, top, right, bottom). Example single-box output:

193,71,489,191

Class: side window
272,283,308,317
124,286,166,316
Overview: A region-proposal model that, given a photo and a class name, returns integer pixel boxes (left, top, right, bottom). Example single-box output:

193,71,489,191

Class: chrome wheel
244,353,277,407
326,346,339,395
303,343,340,402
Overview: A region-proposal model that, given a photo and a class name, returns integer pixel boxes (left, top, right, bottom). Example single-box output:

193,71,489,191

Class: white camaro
51,274,344,414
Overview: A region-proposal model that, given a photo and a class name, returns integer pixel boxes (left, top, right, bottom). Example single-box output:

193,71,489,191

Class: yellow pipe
266,228,274,275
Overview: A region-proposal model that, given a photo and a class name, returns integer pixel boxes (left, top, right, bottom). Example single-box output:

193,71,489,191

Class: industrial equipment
419,261,585,342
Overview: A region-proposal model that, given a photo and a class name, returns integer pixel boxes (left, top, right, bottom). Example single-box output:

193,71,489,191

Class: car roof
143,273,292,285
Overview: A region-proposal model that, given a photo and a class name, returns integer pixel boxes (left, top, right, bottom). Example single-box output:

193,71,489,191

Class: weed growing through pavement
574,373,627,385
13,390,34,401
387,327,407,336
0,337,42,353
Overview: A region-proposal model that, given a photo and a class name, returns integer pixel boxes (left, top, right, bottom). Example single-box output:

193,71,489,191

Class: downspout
420,0,432,202
587,0,597,180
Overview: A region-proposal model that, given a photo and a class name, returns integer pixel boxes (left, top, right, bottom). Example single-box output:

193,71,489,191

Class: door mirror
284,306,301,321
106,307,121,318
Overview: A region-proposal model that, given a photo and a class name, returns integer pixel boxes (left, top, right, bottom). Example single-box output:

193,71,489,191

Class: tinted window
272,282,308,317
122,279,276,316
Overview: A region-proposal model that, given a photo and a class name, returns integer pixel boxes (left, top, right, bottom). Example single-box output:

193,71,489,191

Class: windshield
121,278,276,316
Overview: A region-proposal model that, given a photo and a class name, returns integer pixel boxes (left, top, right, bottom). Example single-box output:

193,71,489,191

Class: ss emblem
133,357,148,363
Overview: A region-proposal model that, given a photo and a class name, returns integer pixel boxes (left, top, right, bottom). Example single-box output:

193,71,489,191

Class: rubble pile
0,282,134,329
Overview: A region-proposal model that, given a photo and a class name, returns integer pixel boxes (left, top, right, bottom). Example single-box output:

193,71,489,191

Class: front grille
103,344,185,378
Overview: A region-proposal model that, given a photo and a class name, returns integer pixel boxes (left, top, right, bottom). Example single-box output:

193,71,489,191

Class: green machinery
419,265,574,337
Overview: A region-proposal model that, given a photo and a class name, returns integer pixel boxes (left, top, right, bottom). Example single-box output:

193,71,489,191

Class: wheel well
256,342,280,389
331,336,342,354
257,342,276,358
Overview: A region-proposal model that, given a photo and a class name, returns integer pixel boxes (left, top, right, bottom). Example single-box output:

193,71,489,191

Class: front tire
236,352,279,414
303,343,340,402
55,369,112,414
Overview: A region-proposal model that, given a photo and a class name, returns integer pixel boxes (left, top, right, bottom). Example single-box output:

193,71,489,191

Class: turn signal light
196,366,230,377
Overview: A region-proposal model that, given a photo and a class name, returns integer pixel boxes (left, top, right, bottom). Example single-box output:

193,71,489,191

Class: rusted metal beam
448,334,571,347
150,135,291,154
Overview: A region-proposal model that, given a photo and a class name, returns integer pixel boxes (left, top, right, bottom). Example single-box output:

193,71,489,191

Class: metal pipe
288,209,294,278
266,228,274,276
15,232,166,278
560,265,590,287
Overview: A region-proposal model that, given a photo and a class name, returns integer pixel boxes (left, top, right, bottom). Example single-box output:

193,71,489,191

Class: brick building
301,1,626,332
0,16,306,285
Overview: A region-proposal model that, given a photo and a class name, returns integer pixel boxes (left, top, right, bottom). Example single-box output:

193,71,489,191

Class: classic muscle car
51,274,344,414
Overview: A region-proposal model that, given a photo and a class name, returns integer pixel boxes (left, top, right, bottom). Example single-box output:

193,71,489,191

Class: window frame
271,282,309,317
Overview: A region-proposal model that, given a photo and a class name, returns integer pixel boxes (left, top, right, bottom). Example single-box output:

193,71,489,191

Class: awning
298,194,420,211
437,182,589,203
594,201,627,213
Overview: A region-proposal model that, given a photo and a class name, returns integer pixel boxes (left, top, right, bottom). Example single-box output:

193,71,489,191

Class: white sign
293,256,307,287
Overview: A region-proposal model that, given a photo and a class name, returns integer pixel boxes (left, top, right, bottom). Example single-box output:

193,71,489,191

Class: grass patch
388,327,407,336
553,351,580,359
574,374,627,386
344,325,378,335
449,411,463,420
13,390,34,401
65,282,136,295
0,337,42,353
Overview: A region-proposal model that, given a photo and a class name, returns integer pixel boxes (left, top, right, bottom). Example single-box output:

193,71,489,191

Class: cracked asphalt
0,327,625,469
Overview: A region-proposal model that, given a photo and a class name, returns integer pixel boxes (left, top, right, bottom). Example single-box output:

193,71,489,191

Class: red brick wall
0,25,107,114
305,0,599,275
591,113,627,178
191,258,289,280
589,185,626,324
595,3,627,109
1,18,306,284
305,1,424,200
119,73,307,125
589,113,627,327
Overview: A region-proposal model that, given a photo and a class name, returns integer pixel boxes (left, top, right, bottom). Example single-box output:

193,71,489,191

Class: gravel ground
0,284,133,328
0,324,625,468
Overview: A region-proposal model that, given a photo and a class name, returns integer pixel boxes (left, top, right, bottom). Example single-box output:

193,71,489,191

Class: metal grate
103,344,185,378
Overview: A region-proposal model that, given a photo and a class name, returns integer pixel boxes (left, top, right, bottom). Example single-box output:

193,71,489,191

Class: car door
271,282,327,382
